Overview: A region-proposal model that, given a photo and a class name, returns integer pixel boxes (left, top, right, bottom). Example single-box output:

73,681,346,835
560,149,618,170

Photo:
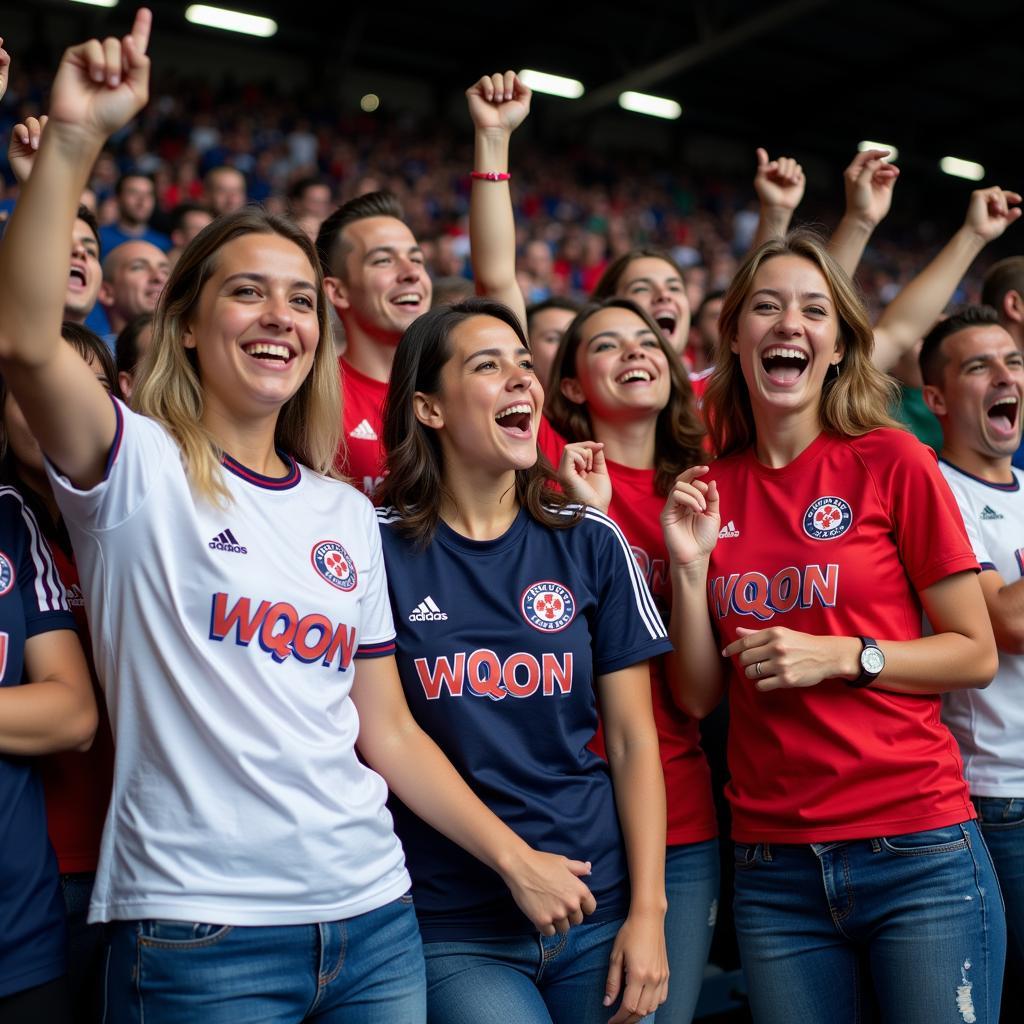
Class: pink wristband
471,171,511,182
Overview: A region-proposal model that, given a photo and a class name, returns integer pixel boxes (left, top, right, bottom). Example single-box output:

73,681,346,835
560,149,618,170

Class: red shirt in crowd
337,358,389,500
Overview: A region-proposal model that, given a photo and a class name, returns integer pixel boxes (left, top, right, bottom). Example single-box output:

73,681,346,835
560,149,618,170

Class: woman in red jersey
664,229,1004,1023
545,297,714,1024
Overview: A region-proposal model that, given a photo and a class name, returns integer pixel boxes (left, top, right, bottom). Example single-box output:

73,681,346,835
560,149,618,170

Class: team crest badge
0,551,13,595
521,580,577,632
803,496,853,540
310,539,358,592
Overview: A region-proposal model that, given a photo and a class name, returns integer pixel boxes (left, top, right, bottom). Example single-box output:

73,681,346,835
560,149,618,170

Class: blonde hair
705,229,899,458
133,209,341,503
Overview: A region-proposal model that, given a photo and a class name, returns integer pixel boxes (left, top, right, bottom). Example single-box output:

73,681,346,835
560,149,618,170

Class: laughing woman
376,297,671,1024
0,13,612,1022
664,229,1005,1023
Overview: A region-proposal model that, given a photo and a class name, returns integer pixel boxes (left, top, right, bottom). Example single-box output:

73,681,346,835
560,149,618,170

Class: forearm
0,124,100,365
605,724,667,917
0,678,97,754
752,204,792,250
829,214,875,279
873,226,985,372
470,128,525,328
981,574,1024,654
667,562,725,717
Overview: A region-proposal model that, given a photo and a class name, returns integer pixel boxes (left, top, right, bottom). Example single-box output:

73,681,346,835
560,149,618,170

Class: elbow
673,687,720,721
963,642,999,690
994,622,1024,658
69,704,99,752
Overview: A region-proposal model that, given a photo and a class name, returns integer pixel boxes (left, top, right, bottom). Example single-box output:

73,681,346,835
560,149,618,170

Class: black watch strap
847,636,884,688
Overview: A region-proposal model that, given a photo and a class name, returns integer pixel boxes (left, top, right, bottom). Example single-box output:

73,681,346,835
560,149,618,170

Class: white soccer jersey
48,400,408,925
940,459,1024,796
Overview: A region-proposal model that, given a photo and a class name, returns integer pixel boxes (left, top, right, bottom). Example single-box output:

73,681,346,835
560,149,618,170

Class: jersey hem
966,784,1024,798
667,823,719,845
0,958,67,999
731,806,975,844
598,638,674,676
910,552,980,592
87,869,412,926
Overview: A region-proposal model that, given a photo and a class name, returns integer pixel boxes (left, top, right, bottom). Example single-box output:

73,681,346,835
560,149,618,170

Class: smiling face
65,217,103,322
561,306,670,424
613,257,691,353
418,314,543,478
731,254,843,427
330,216,432,347
101,241,171,329
928,324,1024,460
183,232,320,421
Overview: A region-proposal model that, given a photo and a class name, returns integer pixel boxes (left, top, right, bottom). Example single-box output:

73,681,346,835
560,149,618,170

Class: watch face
861,646,885,675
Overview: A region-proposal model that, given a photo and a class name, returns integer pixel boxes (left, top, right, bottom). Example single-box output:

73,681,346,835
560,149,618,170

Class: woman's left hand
466,71,532,136
722,626,860,692
558,441,611,512
604,911,669,1023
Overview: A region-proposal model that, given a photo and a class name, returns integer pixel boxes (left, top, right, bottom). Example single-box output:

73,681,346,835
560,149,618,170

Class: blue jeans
973,796,1024,1016
102,895,426,1023
733,821,1006,1024
653,839,719,1023
423,916,648,1024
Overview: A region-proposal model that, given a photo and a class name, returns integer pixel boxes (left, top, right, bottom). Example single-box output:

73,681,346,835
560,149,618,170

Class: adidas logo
718,520,741,539
209,528,248,554
349,419,378,441
980,505,1004,521
408,596,448,622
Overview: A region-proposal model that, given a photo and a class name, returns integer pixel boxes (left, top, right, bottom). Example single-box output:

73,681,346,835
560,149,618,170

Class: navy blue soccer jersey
0,486,76,997
377,504,672,940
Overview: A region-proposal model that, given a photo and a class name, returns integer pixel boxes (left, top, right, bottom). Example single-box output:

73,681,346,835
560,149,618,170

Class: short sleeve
354,499,396,658
7,495,75,638
943,477,994,570
583,508,673,675
45,397,174,533
877,433,979,591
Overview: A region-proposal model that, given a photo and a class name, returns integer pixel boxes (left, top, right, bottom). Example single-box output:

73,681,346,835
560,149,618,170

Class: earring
825,361,841,381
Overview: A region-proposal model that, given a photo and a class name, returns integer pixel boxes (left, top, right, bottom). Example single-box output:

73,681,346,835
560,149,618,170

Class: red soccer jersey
596,460,718,845
337,358,389,500
37,542,114,873
688,367,713,406
537,416,567,469
707,429,978,843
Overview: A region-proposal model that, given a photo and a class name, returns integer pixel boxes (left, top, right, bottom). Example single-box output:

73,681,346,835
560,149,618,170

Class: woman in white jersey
0,13,598,1022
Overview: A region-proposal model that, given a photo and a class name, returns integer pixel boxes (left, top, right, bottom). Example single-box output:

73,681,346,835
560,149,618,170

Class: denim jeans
423,916,649,1024
653,838,719,1023
733,820,1005,1024
61,872,104,1024
973,796,1024,1020
102,895,426,1023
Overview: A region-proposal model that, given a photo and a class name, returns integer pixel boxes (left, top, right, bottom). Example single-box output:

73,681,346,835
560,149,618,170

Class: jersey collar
221,451,301,491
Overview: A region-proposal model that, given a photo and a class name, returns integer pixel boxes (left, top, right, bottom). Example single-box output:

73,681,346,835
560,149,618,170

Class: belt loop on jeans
762,843,773,862
870,838,881,853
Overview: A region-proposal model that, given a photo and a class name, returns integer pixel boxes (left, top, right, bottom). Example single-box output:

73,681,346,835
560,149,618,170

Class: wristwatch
847,636,885,688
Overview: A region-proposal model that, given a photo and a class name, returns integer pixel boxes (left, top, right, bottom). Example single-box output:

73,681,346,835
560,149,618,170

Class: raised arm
873,186,1022,374
751,148,805,250
467,70,531,329
662,466,727,718
0,10,151,488
828,149,899,278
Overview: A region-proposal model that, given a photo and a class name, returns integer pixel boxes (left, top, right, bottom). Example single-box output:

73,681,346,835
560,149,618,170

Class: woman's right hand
498,845,597,936
558,441,612,513
8,115,46,183
661,466,720,567
47,8,151,142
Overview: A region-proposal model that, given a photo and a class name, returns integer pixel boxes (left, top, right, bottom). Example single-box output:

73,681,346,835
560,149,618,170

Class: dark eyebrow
587,329,657,344
365,245,424,260
463,346,529,365
222,271,317,291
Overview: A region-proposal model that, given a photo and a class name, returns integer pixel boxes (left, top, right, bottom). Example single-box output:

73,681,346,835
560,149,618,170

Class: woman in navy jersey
0,14,608,1023
665,229,1005,1023
376,296,671,1024
543,297,716,1023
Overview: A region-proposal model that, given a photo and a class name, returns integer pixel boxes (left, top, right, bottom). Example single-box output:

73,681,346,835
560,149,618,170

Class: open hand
466,71,532,135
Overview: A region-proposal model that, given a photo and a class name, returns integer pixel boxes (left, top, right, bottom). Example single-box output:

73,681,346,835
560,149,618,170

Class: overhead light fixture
360,94,380,112
185,4,277,38
618,91,682,120
857,140,899,162
940,156,985,181
69,0,119,7
518,70,584,100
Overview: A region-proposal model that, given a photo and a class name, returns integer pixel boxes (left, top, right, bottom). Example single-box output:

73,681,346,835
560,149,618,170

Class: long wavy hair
545,298,705,496
377,297,580,545
133,209,340,504
705,229,899,458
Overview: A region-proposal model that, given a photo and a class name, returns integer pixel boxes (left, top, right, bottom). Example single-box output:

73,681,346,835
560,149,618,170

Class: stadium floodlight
618,91,682,120
360,94,380,113
518,70,584,100
857,140,899,162
184,5,278,38
70,0,119,7
940,156,985,181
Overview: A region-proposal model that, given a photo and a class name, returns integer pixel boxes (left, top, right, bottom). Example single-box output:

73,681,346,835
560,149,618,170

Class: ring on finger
755,660,765,678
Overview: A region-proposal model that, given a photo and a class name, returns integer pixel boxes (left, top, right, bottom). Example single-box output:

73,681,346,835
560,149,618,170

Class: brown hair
315,190,405,279
705,229,899,458
545,298,705,496
591,248,686,300
133,208,340,504
377,297,580,545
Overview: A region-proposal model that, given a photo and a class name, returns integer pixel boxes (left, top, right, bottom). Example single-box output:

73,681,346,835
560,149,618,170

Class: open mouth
68,267,87,289
761,345,808,384
241,341,295,365
986,395,1019,436
617,368,653,385
494,402,533,437
654,313,677,336
391,293,422,312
